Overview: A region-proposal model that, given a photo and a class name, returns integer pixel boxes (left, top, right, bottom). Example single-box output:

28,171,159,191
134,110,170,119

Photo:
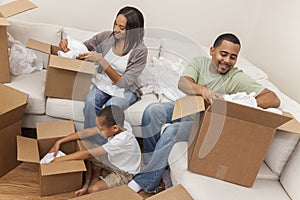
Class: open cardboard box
72,184,193,200
0,84,28,177
0,0,37,83
172,95,300,187
26,38,95,101
17,120,86,196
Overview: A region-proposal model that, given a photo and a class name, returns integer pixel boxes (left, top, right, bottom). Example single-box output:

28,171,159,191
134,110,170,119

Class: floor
0,128,155,199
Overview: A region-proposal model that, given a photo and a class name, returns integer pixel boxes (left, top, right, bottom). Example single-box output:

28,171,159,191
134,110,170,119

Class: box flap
72,185,143,200
0,17,9,26
49,55,95,75
40,160,86,176
0,0,37,18
147,184,193,200
278,112,300,134
17,135,39,163
36,120,75,140
26,38,51,54
0,84,28,129
172,95,205,120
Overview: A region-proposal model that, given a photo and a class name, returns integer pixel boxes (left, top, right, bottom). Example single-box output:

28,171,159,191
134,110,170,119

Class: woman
60,6,148,144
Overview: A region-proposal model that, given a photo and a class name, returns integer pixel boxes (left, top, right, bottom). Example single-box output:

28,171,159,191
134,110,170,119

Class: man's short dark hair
213,33,241,49
96,105,125,128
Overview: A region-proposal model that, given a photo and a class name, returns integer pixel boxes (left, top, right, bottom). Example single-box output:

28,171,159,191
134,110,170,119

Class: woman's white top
92,48,130,98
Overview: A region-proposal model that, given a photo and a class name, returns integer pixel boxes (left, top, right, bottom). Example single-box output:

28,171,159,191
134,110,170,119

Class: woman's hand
78,52,103,62
51,156,66,162
59,39,70,52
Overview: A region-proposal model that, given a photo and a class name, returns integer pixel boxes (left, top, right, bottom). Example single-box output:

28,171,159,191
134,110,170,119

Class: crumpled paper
40,151,66,164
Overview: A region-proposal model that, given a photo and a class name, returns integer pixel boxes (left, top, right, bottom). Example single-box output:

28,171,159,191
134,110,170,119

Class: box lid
172,95,205,120
36,120,75,140
0,0,37,18
147,184,193,200
173,95,292,128
40,160,86,176
49,55,95,74
278,112,300,134
0,84,28,129
0,17,9,26
17,135,40,163
26,38,51,54
72,185,143,200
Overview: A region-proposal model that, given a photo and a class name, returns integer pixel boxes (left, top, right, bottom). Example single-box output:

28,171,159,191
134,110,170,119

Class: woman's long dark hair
114,6,144,55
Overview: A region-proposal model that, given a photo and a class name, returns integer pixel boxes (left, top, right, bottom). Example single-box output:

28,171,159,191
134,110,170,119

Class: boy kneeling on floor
49,105,141,196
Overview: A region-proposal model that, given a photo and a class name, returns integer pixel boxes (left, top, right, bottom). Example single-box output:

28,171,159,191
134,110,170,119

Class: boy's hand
49,141,61,157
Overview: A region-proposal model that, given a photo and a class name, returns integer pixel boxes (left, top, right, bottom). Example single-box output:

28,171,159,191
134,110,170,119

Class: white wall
4,0,300,103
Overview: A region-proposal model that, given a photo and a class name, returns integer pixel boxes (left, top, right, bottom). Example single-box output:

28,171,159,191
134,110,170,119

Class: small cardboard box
72,184,193,200
0,84,28,177
17,120,86,196
146,184,193,200
26,39,95,101
172,95,293,187
0,0,37,83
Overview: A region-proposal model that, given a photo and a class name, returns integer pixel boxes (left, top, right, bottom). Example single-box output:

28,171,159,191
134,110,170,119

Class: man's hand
201,87,223,104
59,39,70,52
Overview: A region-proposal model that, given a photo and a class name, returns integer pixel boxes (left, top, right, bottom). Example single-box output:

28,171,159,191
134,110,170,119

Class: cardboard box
0,0,37,83
146,184,193,200
72,185,143,200
27,39,95,101
0,84,28,177
172,95,293,187
17,120,86,196
72,184,193,200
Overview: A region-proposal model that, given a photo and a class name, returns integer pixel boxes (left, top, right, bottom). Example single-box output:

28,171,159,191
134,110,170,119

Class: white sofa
6,19,300,200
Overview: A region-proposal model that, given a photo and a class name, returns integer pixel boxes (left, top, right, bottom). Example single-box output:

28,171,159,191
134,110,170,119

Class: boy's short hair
96,105,125,128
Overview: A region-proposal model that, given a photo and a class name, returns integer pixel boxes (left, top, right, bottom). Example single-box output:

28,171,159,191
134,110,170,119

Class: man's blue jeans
83,87,138,145
133,102,194,193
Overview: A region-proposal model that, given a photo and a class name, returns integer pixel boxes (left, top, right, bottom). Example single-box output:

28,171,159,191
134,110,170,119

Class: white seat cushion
46,97,85,122
169,142,289,200
280,142,300,200
5,70,47,114
124,94,159,126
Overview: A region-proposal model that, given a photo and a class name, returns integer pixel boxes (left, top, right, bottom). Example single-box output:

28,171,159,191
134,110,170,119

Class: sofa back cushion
280,141,300,200
7,19,63,68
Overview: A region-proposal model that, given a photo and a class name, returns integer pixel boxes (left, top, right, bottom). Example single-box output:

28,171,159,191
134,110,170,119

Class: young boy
49,105,141,196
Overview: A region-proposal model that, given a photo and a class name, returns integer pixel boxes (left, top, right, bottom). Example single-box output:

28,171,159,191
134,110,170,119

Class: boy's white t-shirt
102,121,141,175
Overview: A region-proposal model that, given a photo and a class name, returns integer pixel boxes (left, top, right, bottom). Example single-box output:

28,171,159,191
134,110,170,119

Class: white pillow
160,38,207,65
62,27,97,42
144,37,161,64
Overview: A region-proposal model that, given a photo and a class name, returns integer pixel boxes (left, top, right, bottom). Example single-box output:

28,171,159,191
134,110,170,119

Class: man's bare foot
75,187,88,196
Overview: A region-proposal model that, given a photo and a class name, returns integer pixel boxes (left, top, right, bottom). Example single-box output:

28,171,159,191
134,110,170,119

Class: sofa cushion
5,70,47,115
46,97,85,122
280,141,300,200
169,142,289,200
7,19,63,68
160,38,207,66
124,94,159,126
257,79,300,175
62,27,97,41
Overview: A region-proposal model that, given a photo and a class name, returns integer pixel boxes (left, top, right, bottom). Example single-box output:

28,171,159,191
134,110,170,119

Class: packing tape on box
215,165,228,180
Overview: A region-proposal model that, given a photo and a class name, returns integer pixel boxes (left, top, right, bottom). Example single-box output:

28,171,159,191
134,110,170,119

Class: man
128,33,280,193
